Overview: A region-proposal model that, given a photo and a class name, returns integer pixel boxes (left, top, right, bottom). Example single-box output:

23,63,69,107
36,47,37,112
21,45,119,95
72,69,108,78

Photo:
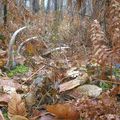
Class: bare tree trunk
80,0,93,17
60,0,64,10
0,0,3,22
29,0,33,11
54,0,58,11
47,0,51,12
3,0,7,26
32,0,40,12
85,0,93,16
59,0,64,19
40,0,44,11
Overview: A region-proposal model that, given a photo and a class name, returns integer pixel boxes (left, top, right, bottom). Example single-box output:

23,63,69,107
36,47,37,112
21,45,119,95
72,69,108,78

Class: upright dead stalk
5,26,27,69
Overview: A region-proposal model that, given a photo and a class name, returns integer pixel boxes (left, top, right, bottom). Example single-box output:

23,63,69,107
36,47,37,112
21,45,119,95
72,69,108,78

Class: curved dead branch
17,36,38,55
5,26,27,69
42,46,70,57
17,36,48,55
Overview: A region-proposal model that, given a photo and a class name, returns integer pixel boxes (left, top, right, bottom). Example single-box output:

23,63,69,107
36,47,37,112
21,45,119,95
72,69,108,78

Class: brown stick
93,77,120,85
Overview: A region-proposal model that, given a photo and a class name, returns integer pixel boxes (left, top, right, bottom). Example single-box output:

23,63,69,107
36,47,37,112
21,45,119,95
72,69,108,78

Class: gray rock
74,84,102,97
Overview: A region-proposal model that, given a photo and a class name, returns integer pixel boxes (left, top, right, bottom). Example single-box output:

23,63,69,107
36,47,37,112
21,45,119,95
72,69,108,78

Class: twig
93,77,120,85
42,46,70,56
22,65,45,85
37,88,53,108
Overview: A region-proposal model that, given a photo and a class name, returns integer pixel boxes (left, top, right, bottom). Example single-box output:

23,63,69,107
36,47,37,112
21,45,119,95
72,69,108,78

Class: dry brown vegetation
0,0,120,120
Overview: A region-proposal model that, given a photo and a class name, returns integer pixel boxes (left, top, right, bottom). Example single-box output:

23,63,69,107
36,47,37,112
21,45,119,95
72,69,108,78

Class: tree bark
54,0,58,11
47,0,51,12
80,0,93,17
3,0,7,26
32,0,40,12
0,1,3,23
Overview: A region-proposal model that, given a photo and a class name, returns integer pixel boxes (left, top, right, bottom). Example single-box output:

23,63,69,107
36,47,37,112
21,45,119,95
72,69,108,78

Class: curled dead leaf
40,115,56,120
0,93,11,106
11,115,28,120
59,79,80,92
46,103,79,120
8,92,27,119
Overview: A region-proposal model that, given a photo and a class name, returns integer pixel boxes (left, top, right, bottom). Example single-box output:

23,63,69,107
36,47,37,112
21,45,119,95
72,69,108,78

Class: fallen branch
17,36,38,55
93,77,120,85
5,26,27,69
42,46,70,57
22,65,45,85
17,36,48,55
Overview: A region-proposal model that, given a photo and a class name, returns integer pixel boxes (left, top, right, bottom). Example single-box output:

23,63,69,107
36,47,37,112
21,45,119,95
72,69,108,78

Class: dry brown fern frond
67,0,83,10
108,0,120,49
90,20,112,64
90,19,120,66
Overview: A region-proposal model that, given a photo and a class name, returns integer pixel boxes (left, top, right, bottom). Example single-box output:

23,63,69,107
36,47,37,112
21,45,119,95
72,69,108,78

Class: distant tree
80,0,93,17
32,0,40,12
40,0,45,11
54,0,58,11
47,0,51,12
0,1,3,19
3,0,7,26
60,0,64,10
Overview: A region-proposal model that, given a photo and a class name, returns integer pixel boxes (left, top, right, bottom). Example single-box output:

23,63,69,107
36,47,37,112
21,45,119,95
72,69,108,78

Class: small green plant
99,81,112,90
113,67,120,80
3,112,9,120
7,65,29,77
0,34,5,41
2,109,9,120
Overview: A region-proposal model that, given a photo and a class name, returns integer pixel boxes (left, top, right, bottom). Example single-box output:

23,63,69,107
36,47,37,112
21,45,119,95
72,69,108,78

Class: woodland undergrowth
0,0,120,120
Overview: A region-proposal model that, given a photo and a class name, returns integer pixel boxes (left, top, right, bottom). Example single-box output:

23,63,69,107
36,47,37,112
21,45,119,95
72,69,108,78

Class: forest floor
0,36,120,120
0,1,120,118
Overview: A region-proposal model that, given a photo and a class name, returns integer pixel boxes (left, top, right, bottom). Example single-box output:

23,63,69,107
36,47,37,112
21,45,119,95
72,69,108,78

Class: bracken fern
90,0,120,65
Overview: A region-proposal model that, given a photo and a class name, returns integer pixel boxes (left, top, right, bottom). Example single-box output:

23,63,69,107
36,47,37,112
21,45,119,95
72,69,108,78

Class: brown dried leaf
0,93,11,106
30,109,42,120
59,79,80,92
8,92,27,119
75,92,120,119
99,114,120,120
0,79,21,89
11,115,28,120
0,79,22,94
0,58,6,68
46,103,79,120
40,115,57,120
110,86,120,96
59,73,88,92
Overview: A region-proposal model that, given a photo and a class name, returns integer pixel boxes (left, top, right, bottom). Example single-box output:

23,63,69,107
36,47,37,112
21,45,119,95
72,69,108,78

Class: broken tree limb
5,26,27,69
42,46,70,57
17,36,38,55
17,36,48,55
